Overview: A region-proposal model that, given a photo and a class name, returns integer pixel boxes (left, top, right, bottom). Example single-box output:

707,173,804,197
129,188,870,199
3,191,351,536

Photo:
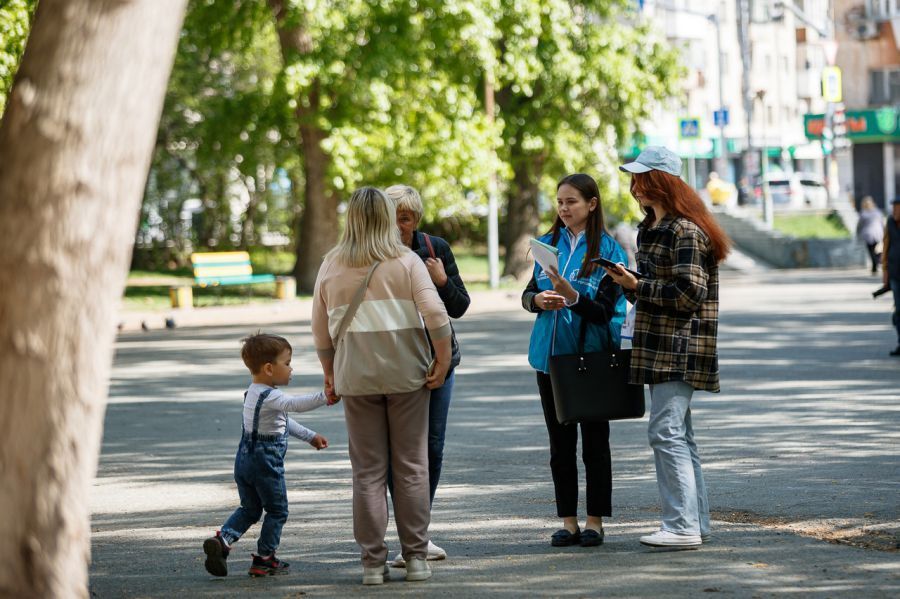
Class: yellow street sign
822,66,842,103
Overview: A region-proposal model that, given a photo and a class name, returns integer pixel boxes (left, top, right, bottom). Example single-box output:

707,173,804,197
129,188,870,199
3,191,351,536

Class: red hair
630,170,731,264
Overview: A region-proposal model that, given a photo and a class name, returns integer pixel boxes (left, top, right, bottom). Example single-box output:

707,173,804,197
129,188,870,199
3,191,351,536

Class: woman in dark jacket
385,184,469,565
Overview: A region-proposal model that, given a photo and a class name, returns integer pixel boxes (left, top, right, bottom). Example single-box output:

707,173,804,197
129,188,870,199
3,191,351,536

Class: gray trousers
343,387,431,567
647,381,710,536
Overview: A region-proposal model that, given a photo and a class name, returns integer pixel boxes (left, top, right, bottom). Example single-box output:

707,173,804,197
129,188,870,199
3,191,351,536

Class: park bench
169,251,293,308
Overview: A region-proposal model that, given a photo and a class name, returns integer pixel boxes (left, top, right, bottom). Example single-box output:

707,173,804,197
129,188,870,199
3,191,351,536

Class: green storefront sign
805,107,900,142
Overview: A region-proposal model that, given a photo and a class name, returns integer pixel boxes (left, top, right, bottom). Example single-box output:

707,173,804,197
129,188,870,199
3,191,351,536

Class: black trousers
866,243,882,273
537,371,612,518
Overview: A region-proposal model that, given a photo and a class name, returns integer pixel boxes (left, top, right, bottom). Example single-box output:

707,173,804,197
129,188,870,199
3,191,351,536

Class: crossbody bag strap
334,261,380,349
422,233,437,259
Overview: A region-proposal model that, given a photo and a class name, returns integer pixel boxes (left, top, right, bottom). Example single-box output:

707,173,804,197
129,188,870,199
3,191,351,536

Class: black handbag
548,310,646,424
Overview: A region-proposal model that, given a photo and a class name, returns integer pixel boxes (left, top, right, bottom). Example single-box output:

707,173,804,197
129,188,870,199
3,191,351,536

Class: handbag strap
422,233,437,259
334,261,380,348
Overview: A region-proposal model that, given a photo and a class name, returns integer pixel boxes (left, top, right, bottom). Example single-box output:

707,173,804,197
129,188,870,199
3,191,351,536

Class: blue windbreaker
527,228,628,373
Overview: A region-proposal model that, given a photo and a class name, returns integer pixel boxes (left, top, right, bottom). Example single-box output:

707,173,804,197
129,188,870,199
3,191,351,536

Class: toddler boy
203,333,338,577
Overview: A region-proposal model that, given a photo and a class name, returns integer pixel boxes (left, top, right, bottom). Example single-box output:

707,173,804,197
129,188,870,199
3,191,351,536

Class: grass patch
772,213,850,239
122,283,281,311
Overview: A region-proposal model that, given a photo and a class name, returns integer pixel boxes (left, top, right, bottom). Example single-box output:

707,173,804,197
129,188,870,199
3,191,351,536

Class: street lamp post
485,69,500,289
710,8,728,176
756,89,774,228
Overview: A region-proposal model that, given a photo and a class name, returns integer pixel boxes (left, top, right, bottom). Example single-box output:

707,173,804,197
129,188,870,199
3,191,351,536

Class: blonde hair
326,186,407,267
385,184,424,223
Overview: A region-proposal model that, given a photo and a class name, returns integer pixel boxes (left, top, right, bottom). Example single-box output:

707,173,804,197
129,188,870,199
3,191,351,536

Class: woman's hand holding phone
594,258,640,291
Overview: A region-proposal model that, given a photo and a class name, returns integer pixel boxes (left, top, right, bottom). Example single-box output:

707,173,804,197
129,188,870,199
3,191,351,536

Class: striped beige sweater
311,250,451,396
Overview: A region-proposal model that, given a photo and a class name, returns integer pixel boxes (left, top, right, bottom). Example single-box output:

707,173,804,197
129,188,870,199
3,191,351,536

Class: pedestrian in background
882,197,900,356
522,173,627,548
385,184,470,567
311,186,451,585
856,196,884,274
607,146,731,550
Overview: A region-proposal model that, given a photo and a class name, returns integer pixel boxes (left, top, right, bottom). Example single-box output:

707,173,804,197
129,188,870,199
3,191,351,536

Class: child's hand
309,434,328,450
325,388,342,405
324,376,341,405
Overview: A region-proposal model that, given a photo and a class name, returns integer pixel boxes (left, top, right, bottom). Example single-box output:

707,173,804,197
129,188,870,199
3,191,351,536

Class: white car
797,173,828,209
764,172,827,209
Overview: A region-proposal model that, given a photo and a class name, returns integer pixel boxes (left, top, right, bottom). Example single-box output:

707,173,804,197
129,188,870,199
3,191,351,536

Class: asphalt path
90,269,899,597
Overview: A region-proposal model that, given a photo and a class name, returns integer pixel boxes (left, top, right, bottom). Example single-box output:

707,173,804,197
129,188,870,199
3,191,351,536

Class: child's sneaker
202,533,230,577
248,553,290,577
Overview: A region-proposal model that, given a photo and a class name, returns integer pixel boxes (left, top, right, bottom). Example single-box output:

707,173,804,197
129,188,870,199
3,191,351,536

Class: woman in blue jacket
522,173,627,547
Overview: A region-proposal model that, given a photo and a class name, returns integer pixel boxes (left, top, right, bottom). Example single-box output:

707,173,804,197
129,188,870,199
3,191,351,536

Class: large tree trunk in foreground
0,1,186,597
502,152,545,279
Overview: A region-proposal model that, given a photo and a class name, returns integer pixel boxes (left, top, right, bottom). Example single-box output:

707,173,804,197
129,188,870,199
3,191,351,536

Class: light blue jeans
647,381,710,537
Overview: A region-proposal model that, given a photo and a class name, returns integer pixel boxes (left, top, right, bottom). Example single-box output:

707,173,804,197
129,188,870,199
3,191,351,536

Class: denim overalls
220,388,290,556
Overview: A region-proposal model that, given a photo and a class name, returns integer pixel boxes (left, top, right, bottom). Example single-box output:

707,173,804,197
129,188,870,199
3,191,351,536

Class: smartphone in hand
590,257,642,279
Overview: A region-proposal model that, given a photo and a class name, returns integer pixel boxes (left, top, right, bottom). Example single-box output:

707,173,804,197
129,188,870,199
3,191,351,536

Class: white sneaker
426,540,447,561
405,557,432,582
362,563,390,585
639,529,702,548
389,551,405,568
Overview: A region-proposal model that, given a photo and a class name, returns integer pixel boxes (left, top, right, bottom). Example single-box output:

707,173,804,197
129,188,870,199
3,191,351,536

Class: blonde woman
311,186,451,585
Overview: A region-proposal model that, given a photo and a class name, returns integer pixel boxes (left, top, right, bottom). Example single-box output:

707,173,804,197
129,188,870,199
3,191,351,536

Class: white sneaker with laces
362,563,390,585
405,558,432,582
639,529,702,548
426,540,447,561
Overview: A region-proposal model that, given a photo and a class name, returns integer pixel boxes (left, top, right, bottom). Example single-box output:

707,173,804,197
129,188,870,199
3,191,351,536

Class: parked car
762,172,827,209
766,173,804,208
797,173,828,209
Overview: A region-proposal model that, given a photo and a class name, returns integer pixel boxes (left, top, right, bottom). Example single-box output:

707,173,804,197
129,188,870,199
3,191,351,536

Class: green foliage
0,0,36,115
490,0,683,222
140,1,295,264
773,212,851,239
137,0,682,271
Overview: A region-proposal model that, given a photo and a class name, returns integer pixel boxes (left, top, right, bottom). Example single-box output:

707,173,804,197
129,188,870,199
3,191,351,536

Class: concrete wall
716,210,869,268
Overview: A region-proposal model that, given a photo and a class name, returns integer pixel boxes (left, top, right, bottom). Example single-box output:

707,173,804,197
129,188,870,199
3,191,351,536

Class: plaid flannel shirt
626,215,720,392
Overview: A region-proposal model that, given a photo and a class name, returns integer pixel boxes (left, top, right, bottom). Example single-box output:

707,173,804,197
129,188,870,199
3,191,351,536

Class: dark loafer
551,528,581,547
580,527,604,547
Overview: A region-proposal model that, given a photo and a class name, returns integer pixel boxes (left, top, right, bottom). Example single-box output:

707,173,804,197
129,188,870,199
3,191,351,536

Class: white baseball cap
619,146,683,177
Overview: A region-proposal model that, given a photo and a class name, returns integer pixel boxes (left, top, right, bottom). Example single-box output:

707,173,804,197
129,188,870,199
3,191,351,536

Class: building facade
816,0,900,210
636,0,830,197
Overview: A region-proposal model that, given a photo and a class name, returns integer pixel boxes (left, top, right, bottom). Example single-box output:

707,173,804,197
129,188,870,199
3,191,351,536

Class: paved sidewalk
91,268,899,597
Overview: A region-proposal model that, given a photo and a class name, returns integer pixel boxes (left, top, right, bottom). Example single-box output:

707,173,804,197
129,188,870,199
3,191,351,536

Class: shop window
869,68,900,104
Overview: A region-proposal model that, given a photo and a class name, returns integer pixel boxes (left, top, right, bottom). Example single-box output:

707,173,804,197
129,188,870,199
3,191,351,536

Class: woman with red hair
605,147,730,550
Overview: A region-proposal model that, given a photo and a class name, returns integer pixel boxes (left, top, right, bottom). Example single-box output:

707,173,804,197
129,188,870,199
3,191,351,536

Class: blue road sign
679,117,701,139
713,108,729,127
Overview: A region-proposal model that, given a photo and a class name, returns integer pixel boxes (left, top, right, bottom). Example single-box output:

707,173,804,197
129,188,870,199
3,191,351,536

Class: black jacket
411,231,469,369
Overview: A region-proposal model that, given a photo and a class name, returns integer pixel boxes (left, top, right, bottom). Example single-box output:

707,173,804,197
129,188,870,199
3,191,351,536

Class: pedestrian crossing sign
822,67,842,103
679,118,701,140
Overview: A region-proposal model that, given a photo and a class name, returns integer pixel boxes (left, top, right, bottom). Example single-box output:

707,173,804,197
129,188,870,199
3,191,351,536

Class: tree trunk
0,1,186,597
268,0,338,292
502,152,545,278
293,120,338,290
